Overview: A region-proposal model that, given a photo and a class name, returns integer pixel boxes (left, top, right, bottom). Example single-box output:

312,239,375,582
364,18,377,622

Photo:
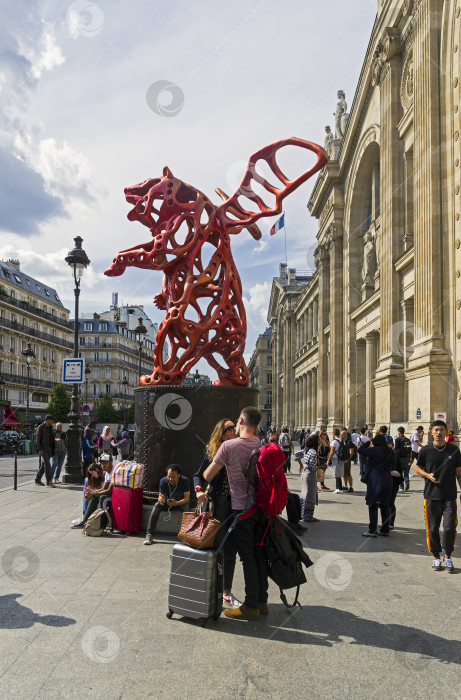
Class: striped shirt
214,436,261,510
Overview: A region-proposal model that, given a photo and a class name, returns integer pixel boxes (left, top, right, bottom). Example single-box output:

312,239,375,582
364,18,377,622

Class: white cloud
13,132,92,198
252,239,268,256
17,24,65,80
244,281,271,331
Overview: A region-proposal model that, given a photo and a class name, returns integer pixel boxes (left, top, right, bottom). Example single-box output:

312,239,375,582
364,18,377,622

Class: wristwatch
195,485,204,493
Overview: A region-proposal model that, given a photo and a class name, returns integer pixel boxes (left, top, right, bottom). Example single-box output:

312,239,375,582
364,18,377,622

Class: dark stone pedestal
135,385,259,493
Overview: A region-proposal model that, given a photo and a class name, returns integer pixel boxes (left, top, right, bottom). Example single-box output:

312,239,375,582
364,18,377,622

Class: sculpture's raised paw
154,293,167,310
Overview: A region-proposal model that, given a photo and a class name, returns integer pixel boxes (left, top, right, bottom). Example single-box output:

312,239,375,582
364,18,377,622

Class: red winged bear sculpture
105,138,327,386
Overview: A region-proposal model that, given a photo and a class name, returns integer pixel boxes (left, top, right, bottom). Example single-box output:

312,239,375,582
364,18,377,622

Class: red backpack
242,442,288,518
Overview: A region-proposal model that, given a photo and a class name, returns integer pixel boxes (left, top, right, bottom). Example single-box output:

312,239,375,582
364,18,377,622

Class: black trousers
282,450,291,474
389,481,400,527
233,510,269,609
424,499,458,557
368,503,390,534
213,496,238,592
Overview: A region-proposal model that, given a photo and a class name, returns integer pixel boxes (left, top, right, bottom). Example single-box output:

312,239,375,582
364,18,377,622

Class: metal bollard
13,449,17,490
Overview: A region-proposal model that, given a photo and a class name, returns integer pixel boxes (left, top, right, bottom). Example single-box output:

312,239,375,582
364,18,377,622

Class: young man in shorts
416,420,461,573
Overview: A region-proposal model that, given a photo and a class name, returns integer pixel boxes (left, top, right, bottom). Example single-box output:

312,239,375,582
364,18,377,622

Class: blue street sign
62,358,84,383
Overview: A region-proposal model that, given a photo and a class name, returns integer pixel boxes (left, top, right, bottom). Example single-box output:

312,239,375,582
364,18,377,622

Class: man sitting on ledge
143,464,190,545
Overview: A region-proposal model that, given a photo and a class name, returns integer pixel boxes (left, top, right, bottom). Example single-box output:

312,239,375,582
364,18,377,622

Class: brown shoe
224,605,259,619
258,603,268,615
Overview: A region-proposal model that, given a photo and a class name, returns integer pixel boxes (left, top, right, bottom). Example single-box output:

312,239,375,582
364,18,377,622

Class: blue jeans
51,452,66,480
399,457,410,489
358,453,367,475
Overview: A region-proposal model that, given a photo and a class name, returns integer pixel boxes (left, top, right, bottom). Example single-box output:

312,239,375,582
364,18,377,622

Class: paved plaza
0,459,460,700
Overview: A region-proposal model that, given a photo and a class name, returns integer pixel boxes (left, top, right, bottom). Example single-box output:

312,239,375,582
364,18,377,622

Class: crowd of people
57,407,461,616
135,413,460,619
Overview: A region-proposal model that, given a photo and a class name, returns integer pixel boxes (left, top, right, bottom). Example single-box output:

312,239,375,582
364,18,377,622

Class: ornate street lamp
122,375,129,426
133,317,147,380
63,236,90,483
21,342,35,437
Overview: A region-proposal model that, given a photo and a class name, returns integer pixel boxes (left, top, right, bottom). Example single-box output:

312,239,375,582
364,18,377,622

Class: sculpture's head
124,166,214,269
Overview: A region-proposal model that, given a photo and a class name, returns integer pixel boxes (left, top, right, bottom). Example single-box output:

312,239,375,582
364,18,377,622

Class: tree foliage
96,394,120,423
127,403,135,424
47,383,71,422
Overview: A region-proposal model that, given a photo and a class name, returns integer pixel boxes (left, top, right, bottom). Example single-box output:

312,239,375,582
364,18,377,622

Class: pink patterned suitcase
111,486,143,534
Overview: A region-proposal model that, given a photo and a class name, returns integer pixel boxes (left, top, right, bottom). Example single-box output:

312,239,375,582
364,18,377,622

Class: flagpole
283,211,287,266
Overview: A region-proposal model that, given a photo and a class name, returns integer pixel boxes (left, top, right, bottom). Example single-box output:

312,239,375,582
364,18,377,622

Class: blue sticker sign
416,408,421,420
62,358,84,384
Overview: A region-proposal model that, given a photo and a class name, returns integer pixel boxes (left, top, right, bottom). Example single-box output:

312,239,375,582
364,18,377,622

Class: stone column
307,306,313,342
327,225,344,430
403,149,414,250
371,27,406,424
365,333,379,427
307,372,312,427
294,378,299,428
313,298,319,338
303,373,307,426
406,0,451,426
312,368,318,428
317,245,329,425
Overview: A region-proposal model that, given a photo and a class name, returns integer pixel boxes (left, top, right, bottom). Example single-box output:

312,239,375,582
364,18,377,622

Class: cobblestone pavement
0,455,40,491
0,462,460,699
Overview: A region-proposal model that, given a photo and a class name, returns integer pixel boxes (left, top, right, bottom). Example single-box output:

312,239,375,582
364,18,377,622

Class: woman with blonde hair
193,417,241,610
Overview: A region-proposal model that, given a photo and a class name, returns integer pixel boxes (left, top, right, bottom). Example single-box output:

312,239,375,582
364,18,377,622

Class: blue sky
0,0,377,378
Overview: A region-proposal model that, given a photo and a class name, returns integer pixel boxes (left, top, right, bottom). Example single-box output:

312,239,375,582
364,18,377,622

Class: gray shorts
332,460,344,478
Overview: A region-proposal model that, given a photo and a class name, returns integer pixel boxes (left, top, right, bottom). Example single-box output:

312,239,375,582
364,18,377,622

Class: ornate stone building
0,258,73,425
247,327,274,428
269,0,461,435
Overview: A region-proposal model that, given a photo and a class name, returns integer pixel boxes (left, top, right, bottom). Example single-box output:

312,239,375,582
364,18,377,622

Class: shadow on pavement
168,604,460,665
0,594,76,629
303,519,429,554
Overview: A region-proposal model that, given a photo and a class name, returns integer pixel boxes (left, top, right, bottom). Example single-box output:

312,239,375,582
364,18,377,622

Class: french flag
270,213,285,236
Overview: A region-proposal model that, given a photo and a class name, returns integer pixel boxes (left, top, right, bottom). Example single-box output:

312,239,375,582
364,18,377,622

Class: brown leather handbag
177,504,221,549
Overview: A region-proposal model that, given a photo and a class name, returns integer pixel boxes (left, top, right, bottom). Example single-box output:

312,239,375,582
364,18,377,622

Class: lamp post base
62,424,83,484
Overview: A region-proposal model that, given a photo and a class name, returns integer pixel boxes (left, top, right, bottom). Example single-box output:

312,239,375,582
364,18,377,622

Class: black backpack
397,437,412,458
263,516,313,608
337,440,352,461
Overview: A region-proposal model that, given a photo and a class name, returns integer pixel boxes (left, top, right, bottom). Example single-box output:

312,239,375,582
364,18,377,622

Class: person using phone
143,465,190,545
416,420,461,573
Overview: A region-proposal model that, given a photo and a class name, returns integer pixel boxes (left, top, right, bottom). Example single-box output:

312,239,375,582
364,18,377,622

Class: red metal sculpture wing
215,137,327,233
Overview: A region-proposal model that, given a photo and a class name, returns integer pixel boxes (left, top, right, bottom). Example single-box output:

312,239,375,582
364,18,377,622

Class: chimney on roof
93,312,100,319
288,268,296,283
110,292,119,310
6,257,20,271
279,263,287,279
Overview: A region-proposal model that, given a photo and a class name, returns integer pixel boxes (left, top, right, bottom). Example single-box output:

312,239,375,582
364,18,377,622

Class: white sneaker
223,592,242,609
143,534,154,545
334,489,343,494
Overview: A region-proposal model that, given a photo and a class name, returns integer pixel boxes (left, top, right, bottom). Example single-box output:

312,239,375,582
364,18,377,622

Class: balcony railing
1,372,62,390
0,317,73,348
0,294,73,329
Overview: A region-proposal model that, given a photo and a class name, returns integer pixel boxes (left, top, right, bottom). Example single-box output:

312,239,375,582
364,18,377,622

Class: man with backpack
203,406,279,620
394,427,412,491
379,425,394,447
279,427,293,474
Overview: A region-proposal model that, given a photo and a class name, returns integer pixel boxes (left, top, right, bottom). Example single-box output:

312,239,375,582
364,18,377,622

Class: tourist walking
279,426,294,475
51,422,67,484
35,415,56,488
358,434,393,537
394,427,412,491
295,434,319,522
317,430,330,490
416,420,461,573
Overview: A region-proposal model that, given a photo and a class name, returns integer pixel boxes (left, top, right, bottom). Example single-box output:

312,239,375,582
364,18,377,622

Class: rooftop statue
105,137,327,386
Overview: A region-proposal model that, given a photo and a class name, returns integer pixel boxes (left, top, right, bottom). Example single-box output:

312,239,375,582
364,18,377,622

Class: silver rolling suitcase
166,543,223,624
